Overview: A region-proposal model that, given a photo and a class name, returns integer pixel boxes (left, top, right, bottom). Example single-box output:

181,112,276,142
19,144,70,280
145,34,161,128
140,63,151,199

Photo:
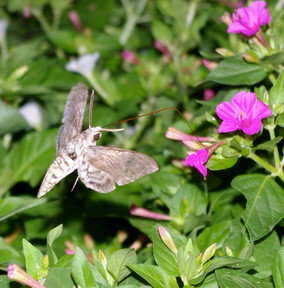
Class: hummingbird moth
37,83,158,198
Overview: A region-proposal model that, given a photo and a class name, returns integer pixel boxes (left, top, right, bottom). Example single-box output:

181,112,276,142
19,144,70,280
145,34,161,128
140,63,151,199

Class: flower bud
158,226,178,255
242,51,259,63
202,243,217,264
225,246,234,257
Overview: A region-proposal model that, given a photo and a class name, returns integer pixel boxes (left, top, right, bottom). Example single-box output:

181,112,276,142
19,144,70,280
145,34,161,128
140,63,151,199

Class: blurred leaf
107,249,137,282
0,237,24,267
23,239,44,279
0,129,57,196
71,247,96,288
272,247,284,288
0,196,47,222
232,175,284,241
0,276,10,288
206,56,267,85
0,100,28,135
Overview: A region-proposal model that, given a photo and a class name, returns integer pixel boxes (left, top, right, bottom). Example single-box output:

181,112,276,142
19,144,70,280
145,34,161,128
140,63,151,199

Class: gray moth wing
56,82,89,156
78,146,159,193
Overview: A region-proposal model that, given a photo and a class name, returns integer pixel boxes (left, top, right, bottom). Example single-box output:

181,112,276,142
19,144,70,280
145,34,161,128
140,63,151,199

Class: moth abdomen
37,152,79,198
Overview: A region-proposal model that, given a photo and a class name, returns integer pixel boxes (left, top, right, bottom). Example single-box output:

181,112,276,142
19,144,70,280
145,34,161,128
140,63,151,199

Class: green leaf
188,256,256,285
71,247,96,288
269,70,284,107
272,246,284,288
172,183,208,216
152,224,184,277
47,224,63,246
206,56,267,85
0,196,47,222
128,264,176,288
22,239,44,280
0,129,57,196
0,100,28,135
197,221,231,252
253,137,283,152
44,267,75,288
46,224,63,266
0,237,24,267
207,157,238,170
107,249,137,282
215,268,273,288
232,175,284,241
253,230,280,277
0,276,10,288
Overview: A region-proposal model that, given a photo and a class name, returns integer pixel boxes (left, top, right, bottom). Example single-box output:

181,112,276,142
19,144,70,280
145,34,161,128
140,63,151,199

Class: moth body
37,83,158,198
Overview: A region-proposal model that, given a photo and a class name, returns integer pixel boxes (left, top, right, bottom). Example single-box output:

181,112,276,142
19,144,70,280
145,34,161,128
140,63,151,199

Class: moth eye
93,134,100,141
68,152,77,160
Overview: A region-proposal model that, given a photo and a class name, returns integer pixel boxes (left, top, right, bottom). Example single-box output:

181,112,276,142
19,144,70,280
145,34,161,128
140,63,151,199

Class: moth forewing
37,83,159,198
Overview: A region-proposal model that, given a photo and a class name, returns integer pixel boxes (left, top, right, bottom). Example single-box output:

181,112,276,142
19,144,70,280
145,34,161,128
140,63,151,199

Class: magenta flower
216,91,272,135
228,1,271,36
185,149,209,179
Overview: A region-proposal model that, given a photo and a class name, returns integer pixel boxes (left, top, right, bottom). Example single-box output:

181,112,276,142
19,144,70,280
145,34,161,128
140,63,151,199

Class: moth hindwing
37,83,158,198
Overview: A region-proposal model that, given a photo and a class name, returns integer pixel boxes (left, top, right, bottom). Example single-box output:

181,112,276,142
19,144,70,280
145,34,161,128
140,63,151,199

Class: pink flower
7,264,47,288
185,149,209,179
154,40,172,58
228,1,271,36
216,91,272,135
202,59,218,71
203,89,215,101
130,204,171,221
165,126,215,150
68,10,82,33
121,50,139,64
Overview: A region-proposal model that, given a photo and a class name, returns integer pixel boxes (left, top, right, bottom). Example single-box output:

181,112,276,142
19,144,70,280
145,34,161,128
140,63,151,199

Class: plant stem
120,0,148,45
247,152,278,174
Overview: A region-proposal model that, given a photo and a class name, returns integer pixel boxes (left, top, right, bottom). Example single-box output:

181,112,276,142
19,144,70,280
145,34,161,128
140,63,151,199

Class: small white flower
18,102,43,130
0,20,8,40
65,52,100,78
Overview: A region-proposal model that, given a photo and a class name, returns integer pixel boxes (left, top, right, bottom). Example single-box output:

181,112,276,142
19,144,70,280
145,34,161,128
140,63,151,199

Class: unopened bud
202,243,217,264
225,246,234,257
99,250,107,268
242,51,259,63
215,47,233,57
158,226,178,255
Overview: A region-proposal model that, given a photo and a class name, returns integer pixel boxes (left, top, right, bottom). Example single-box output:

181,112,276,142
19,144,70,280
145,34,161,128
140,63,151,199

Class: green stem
120,0,148,45
247,152,278,174
32,8,51,34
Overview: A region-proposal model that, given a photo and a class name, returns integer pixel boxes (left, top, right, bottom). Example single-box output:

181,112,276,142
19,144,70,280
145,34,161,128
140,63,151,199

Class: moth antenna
71,176,80,192
89,90,95,128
